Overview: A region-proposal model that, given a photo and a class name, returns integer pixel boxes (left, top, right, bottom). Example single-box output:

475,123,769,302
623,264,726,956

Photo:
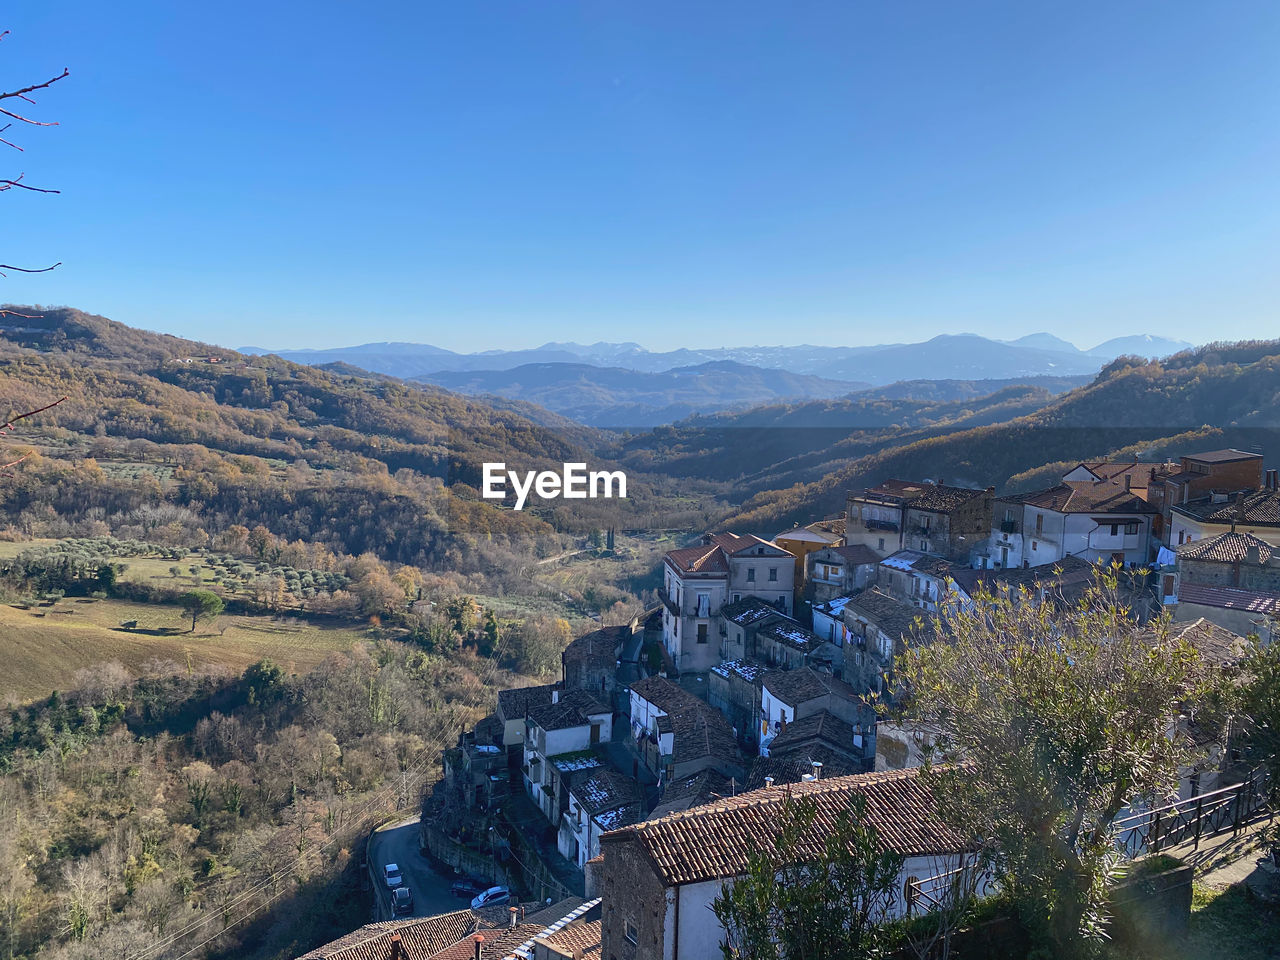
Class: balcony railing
658,588,680,617
863,519,899,533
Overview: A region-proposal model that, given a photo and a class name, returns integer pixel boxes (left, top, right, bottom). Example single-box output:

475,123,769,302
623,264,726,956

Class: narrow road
367,815,463,921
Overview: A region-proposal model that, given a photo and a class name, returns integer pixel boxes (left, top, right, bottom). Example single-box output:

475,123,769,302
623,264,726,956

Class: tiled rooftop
1011,481,1159,515
296,910,476,960
1177,583,1280,615
844,587,925,641
1172,618,1248,667
1178,531,1276,564
497,683,557,721
761,667,859,707
601,767,964,887
562,626,628,665
570,767,641,816
1174,489,1280,526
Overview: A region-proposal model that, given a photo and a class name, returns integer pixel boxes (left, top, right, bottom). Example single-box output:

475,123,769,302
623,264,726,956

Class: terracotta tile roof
761,667,859,708
601,767,964,886
629,675,692,714
744,754,858,791
427,925,545,960
665,532,771,575
768,710,862,760
1178,531,1276,564
670,700,743,770
1071,461,1170,485
1013,481,1158,515
1172,618,1248,667
569,767,641,817
907,484,989,513
296,910,476,960
1177,583,1280,615
526,691,609,733
881,550,954,579
1174,489,1280,526
710,658,766,683
649,769,735,819
538,918,602,959
950,555,1096,597
844,588,925,641
562,626,628,665
496,684,557,723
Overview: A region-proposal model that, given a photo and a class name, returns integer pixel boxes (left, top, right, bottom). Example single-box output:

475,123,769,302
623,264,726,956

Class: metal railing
904,769,1271,918
1112,768,1269,858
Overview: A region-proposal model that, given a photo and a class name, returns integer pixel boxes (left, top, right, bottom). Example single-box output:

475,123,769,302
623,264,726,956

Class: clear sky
3,2,1278,352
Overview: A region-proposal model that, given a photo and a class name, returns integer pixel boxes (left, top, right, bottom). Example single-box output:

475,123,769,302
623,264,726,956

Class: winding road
367,816,464,921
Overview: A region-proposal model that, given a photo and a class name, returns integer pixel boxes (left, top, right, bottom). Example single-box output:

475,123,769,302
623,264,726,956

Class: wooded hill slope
0,307,719,577
713,341,1280,530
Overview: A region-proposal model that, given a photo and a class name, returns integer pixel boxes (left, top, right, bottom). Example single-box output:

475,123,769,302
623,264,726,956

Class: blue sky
3,2,1278,351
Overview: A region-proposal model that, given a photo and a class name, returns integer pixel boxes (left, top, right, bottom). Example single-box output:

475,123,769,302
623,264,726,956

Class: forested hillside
717,341,1280,529
0,308,720,579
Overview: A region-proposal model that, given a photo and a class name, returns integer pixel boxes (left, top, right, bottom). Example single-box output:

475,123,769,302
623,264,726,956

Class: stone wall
599,835,671,960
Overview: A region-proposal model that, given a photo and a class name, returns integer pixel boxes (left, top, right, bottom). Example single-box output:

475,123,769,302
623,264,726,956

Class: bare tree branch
3,396,67,432
0,173,59,194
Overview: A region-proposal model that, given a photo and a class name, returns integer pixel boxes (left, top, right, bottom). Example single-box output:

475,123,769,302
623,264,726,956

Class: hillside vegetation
717,342,1280,529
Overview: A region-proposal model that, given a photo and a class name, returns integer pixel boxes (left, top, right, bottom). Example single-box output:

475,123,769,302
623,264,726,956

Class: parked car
450,877,487,899
382,863,403,889
391,886,414,915
470,885,511,910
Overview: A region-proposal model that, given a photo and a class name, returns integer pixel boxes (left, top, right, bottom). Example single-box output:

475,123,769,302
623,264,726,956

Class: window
768,567,778,582
1125,521,1139,535
1032,541,1038,551
747,568,756,582
1178,531,1185,545
878,537,885,551
1004,508,1014,523
1110,523,1119,537
625,919,639,944
697,623,708,644
732,593,740,602
1035,514,1043,536
920,540,928,551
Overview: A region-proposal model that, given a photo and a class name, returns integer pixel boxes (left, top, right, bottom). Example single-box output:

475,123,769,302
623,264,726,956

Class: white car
383,863,403,889
470,885,511,910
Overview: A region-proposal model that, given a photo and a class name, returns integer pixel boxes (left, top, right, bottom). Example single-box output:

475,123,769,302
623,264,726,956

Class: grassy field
0,596,376,703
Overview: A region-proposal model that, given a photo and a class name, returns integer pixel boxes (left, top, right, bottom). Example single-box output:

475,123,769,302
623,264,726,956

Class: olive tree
900,568,1206,956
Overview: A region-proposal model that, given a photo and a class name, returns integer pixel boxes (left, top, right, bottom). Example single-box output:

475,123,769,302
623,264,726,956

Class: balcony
658,588,680,617
863,518,899,533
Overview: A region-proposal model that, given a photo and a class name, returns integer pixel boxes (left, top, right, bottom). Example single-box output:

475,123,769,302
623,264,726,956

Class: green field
0,595,376,703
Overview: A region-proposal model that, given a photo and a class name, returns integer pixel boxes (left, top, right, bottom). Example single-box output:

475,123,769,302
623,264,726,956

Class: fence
905,768,1272,917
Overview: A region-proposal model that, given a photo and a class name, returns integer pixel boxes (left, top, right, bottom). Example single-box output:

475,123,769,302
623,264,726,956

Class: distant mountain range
242,332,1193,381
411,360,870,429
237,331,1195,426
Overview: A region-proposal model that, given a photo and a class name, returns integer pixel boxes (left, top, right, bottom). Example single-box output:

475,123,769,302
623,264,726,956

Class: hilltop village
297,447,1280,960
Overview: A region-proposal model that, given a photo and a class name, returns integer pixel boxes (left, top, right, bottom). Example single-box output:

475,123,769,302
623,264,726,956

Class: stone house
986,478,1157,569
806,543,880,605
708,658,765,747
558,767,642,869
846,479,992,561
497,683,557,760
842,588,928,694
660,533,795,675
1168,478,1280,548
876,550,957,612
1148,450,1266,543
523,691,613,825
758,667,867,758
766,709,873,773
562,624,629,700
774,520,844,608
596,768,973,960
628,676,744,786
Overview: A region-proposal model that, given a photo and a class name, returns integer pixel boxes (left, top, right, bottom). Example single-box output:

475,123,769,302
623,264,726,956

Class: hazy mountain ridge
242,331,1195,387
413,360,871,428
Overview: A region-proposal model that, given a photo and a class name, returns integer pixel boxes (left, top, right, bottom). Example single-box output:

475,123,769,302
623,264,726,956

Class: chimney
473,934,485,960
764,776,775,788
811,760,823,779
1247,542,1263,567
509,906,518,929
390,934,403,960
1124,474,1132,491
